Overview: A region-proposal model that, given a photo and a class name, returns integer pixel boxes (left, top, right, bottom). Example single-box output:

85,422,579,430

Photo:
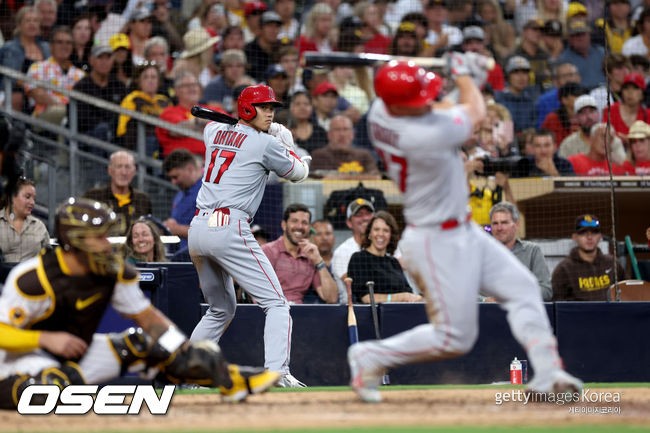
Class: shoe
348,344,383,403
219,365,281,403
527,369,583,395
276,373,306,388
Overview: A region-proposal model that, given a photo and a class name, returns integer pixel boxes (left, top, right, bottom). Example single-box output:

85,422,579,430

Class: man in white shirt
331,198,375,303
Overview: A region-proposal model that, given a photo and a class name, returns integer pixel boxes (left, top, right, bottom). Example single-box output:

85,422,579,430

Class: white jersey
367,100,473,226
196,121,307,218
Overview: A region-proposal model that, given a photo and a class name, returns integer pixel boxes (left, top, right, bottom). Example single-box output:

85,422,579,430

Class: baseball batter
188,85,310,387
0,198,279,409
348,58,583,402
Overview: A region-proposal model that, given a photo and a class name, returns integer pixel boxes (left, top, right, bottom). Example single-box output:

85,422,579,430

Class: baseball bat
344,277,359,345
190,105,238,125
303,51,447,68
366,281,390,385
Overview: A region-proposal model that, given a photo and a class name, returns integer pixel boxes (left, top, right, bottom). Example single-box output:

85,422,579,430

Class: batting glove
445,52,471,80
464,52,492,88
268,122,296,152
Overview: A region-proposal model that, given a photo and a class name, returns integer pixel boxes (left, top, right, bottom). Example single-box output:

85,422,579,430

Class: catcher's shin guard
162,340,232,388
107,327,151,374
0,362,85,409
219,365,280,403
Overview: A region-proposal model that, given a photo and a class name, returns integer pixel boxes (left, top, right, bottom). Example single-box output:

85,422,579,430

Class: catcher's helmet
374,61,442,107
237,85,283,121
55,197,125,276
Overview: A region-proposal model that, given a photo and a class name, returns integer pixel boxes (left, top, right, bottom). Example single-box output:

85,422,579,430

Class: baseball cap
130,7,151,21
397,21,417,34
426,0,447,8
627,120,650,139
622,72,646,90
567,2,588,19
313,81,338,96
574,94,597,114
261,11,282,25
244,0,267,16
558,82,584,99
347,198,375,219
542,20,563,37
463,26,485,41
567,20,590,36
109,33,131,51
505,56,531,74
265,63,288,80
523,19,543,30
575,214,601,233
90,43,113,57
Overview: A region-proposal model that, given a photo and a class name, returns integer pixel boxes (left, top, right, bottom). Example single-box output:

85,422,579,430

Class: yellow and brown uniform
116,90,171,151
551,247,626,301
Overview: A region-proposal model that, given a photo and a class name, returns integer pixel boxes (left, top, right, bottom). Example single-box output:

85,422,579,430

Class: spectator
567,122,634,175
541,82,584,144
515,0,566,34
310,115,380,177
540,19,564,61
221,25,246,51
144,37,175,101
559,95,627,164
311,219,335,268
171,28,220,88
331,198,375,303
243,1,267,43
70,14,93,72
593,0,632,54
536,62,581,129
390,21,421,57
461,26,505,91
476,105,517,157
509,18,552,89
557,20,606,90
348,211,422,304
203,49,247,113
518,128,537,156
162,149,203,250
552,214,626,301
527,129,575,176
329,66,371,114
401,13,430,54
109,33,133,86
355,1,391,54
150,0,184,54
73,44,128,142
35,0,57,42
275,0,299,41
25,26,85,127
423,0,461,53
261,203,338,304
295,3,335,55
0,178,50,262
477,0,515,62
83,151,153,234
622,6,650,57
155,72,215,158
495,56,538,133
122,217,167,264
489,202,552,301
0,7,50,112
622,120,650,175
126,8,153,65
116,63,171,154
278,45,301,94
602,73,650,138
589,54,630,118
265,64,290,105
245,11,282,81
288,91,328,154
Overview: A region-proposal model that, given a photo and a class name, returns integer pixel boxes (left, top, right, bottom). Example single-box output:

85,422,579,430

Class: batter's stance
189,85,310,387
349,57,583,402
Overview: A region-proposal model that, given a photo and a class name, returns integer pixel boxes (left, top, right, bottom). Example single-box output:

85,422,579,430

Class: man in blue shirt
535,62,581,128
557,20,606,90
496,56,538,132
162,149,203,250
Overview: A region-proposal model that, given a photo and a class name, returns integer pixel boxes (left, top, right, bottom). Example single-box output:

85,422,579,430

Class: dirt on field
2,387,649,432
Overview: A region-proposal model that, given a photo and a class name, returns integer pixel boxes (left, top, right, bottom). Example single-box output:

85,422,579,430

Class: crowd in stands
0,0,649,177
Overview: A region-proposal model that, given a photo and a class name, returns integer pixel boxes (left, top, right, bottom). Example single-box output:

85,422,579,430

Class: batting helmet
374,61,442,107
237,85,283,121
55,197,125,276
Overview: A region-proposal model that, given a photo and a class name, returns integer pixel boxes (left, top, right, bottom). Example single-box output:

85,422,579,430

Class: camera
480,156,530,177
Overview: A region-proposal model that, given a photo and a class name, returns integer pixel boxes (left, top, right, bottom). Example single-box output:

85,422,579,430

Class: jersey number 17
205,149,236,183
376,148,408,193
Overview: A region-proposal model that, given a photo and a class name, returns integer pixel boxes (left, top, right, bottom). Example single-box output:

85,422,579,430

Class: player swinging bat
344,277,359,345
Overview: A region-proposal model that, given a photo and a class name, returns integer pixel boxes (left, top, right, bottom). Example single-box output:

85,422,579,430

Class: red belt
440,213,472,230
195,207,230,216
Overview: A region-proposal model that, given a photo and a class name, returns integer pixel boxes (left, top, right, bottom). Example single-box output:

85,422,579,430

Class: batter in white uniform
189,85,310,387
348,57,583,402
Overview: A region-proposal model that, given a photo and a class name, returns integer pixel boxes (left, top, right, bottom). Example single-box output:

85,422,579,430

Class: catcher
0,198,279,409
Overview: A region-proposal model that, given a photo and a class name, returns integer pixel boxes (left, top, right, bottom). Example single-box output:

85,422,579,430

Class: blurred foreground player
0,198,279,409
349,57,583,402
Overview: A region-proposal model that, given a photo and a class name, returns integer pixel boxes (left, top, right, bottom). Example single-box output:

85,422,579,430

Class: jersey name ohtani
213,130,248,149
369,122,399,148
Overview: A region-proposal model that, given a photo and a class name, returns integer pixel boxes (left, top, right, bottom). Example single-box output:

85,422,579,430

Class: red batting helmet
237,85,283,121
374,61,442,107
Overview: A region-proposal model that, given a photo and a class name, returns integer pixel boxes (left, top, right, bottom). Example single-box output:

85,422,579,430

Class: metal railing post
68,99,79,196
47,158,57,232
136,121,146,191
